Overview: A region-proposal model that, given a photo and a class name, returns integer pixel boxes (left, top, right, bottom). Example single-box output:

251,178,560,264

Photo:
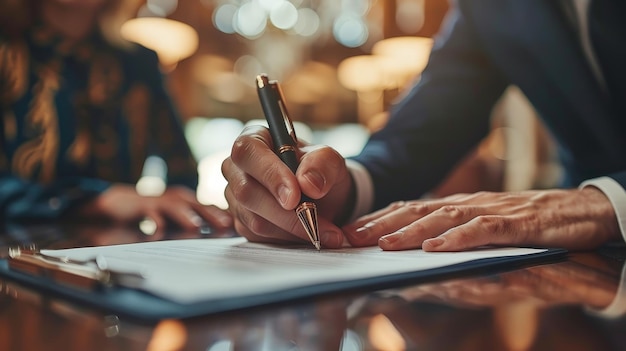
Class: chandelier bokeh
211,0,373,48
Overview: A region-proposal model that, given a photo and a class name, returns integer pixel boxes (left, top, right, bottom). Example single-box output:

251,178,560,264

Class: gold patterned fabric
0,25,198,220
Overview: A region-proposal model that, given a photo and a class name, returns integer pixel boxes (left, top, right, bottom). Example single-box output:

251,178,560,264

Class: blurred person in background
0,0,232,233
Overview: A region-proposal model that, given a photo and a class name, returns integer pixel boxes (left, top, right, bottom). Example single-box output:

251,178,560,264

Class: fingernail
424,238,444,249
278,185,291,207
380,232,402,245
303,171,325,193
190,215,203,227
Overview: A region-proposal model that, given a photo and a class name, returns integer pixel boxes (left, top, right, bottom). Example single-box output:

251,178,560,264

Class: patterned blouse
0,25,199,221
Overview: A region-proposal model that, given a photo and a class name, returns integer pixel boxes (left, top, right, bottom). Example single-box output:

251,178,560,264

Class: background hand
343,188,620,251
74,184,232,234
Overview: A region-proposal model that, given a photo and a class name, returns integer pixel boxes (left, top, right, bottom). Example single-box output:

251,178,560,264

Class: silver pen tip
314,241,321,251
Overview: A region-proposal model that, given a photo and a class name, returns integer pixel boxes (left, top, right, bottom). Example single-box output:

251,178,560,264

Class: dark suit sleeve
350,4,509,210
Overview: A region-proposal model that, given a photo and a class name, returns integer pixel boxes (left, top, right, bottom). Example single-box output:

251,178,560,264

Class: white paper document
41,238,547,304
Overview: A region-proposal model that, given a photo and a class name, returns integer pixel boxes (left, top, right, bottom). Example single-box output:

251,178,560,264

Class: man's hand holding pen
222,93,620,252
223,124,352,249
255,75,322,250
225,74,357,250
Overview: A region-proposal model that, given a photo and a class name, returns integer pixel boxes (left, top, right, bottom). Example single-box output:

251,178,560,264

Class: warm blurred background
122,0,561,208
123,0,447,123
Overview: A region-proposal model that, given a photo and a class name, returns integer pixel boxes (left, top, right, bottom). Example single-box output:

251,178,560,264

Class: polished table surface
1,222,626,351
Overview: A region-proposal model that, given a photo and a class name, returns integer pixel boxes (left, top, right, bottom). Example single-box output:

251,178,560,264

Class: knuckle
407,203,429,215
389,201,406,210
221,157,232,177
438,205,464,219
475,215,495,229
230,138,253,165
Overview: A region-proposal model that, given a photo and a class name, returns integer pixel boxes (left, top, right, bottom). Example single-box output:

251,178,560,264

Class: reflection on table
1,222,626,351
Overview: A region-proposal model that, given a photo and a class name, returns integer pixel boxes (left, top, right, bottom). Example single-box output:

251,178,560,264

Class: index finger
230,125,302,210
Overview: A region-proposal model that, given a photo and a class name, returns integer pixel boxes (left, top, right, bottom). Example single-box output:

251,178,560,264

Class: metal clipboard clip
7,246,145,291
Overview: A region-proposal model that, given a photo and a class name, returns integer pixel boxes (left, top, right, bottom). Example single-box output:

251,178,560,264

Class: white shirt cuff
345,159,374,222
579,176,626,244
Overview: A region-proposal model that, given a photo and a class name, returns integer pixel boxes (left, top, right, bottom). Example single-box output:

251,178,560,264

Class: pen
256,73,321,251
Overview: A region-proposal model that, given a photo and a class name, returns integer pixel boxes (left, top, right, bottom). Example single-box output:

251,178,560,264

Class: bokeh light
120,17,198,69
292,8,320,36
270,1,298,30
333,14,369,48
234,55,265,87
213,4,238,34
337,55,386,92
235,2,268,39
210,0,371,48
146,0,178,17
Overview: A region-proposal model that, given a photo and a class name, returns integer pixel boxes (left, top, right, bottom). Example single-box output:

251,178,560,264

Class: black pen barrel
258,88,310,200
257,84,295,150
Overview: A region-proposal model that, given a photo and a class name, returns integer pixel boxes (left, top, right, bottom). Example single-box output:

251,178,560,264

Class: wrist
580,187,622,242
579,176,626,245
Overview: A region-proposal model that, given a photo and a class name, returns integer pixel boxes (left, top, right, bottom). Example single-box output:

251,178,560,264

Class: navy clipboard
0,246,567,322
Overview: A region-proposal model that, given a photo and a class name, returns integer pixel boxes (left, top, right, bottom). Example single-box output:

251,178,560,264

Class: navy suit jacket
351,0,626,210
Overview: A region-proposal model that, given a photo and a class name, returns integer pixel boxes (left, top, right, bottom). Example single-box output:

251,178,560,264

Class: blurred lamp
121,17,198,70
372,36,433,87
283,61,335,104
337,55,391,123
337,55,390,92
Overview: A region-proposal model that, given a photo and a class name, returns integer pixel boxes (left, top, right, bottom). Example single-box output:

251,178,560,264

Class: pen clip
274,82,298,144
256,73,298,145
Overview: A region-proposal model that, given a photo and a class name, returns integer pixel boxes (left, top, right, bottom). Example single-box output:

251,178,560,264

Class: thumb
297,145,349,199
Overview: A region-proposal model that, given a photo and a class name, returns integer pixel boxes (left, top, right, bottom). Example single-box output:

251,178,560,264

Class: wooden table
1,222,625,351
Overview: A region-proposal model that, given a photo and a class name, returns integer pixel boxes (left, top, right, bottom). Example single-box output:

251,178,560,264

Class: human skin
76,185,233,234
222,126,621,251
